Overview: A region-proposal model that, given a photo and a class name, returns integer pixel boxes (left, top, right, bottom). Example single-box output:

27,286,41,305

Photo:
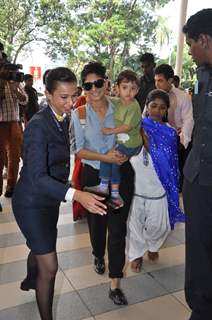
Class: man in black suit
182,9,212,320
136,52,156,112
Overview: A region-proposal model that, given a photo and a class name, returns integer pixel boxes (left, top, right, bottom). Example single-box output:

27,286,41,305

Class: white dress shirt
168,86,194,148
50,106,76,202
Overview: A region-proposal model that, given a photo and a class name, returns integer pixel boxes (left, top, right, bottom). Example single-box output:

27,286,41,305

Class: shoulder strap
76,104,86,120
76,104,87,126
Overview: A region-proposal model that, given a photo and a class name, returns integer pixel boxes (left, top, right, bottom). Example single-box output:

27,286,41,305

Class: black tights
26,251,58,320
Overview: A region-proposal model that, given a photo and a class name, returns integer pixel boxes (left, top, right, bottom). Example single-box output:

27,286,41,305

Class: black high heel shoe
20,278,36,291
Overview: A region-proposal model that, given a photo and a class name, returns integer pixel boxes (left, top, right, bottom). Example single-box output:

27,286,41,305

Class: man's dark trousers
183,178,212,320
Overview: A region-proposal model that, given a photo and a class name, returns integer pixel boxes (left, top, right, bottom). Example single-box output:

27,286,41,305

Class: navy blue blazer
13,106,71,208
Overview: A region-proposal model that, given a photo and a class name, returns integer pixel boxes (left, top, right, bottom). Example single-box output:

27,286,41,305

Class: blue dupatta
142,117,185,229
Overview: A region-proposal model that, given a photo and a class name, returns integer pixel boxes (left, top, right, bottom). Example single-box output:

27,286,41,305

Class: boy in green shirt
86,70,142,208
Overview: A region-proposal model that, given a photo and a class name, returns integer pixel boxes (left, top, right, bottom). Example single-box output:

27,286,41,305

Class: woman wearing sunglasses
71,62,135,305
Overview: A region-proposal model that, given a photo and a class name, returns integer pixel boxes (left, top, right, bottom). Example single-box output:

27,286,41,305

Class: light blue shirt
71,101,116,169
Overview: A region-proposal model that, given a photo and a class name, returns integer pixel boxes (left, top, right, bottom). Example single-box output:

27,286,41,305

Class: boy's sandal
131,257,143,273
106,196,124,210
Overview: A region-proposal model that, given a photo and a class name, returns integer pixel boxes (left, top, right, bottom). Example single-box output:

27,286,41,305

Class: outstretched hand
73,190,107,215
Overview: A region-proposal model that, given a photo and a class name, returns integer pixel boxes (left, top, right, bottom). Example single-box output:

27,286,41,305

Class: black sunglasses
82,79,105,91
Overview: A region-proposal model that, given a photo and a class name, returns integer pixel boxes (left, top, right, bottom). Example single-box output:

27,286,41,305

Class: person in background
0,45,6,211
70,87,87,221
173,75,180,88
154,64,193,149
0,45,28,200
73,86,87,109
24,74,39,123
105,79,111,96
110,83,117,97
76,86,82,96
136,52,156,112
182,9,212,320
39,69,51,110
12,67,107,320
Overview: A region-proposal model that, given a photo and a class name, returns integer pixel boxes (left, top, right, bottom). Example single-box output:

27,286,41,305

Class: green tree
157,45,196,88
180,45,196,87
0,0,171,78
155,16,171,48
0,0,66,62
43,0,170,80
0,0,38,61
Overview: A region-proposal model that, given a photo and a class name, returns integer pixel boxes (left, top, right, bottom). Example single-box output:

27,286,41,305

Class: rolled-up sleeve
181,95,194,148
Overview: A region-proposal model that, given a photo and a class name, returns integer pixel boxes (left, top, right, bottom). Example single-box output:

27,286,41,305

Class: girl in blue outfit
127,89,185,273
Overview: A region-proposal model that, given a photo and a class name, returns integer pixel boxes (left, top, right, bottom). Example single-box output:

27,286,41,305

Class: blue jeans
100,144,141,184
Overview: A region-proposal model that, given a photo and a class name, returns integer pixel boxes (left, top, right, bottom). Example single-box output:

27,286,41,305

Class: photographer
0,43,27,209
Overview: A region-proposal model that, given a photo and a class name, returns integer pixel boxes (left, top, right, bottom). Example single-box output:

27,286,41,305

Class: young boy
87,70,142,209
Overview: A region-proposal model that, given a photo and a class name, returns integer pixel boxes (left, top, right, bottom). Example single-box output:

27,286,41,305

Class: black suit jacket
184,66,212,186
135,75,155,112
13,106,71,207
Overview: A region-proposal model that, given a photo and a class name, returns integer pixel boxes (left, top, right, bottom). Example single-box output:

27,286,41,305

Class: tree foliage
0,0,67,62
0,0,39,61
41,0,170,79
0,0,171,78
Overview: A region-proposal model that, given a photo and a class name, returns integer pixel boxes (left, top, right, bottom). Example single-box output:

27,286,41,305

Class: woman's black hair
81,61,106,83
43,69,51,85
45,67,77,93
146,89,170,109
145,89,170,122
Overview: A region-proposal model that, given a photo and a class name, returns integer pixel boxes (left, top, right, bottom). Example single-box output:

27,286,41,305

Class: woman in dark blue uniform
12,67,106,320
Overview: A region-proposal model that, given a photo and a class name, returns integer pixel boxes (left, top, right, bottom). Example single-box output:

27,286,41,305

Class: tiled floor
0,194,191,320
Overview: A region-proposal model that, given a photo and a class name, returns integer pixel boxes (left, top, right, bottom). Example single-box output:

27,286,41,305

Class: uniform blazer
13,106,71,208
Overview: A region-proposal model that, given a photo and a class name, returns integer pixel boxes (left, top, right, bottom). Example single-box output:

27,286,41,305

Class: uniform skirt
12,204,60,255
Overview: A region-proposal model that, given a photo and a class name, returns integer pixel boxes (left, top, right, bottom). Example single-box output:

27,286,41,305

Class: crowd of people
0,8,211,320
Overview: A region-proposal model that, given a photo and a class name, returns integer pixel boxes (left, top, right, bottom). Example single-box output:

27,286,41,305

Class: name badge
194,80,199,95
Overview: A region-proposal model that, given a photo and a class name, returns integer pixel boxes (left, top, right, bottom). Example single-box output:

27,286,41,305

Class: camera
0,43,24,83
0,62,24,83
